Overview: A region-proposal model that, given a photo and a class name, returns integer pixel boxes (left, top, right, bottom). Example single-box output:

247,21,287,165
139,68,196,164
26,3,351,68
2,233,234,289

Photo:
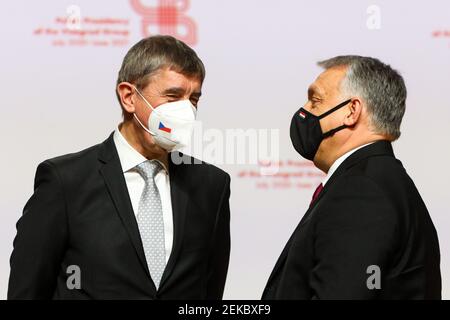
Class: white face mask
133,86,197,152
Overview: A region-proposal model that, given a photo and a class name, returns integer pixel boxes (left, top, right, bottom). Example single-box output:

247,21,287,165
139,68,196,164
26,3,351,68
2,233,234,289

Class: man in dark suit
8,35,231,299
263,55,441,299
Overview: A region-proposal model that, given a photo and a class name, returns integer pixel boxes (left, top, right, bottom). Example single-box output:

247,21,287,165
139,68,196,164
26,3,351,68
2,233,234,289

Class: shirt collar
113,127,169,173
322,142,374,186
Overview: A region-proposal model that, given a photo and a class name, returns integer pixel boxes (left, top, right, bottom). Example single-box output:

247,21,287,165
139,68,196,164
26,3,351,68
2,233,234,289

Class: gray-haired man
263,55,441,299
9,36,231,299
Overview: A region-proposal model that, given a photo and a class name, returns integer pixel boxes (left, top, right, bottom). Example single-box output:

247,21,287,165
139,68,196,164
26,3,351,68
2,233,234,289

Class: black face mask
289,99,351,160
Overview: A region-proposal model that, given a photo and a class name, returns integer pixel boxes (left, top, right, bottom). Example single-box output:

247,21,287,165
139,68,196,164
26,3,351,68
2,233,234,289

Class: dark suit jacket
262,141,441,299
8,132,231,299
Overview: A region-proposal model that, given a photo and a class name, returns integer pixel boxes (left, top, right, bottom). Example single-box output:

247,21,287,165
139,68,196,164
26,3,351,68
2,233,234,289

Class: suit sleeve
205,173,231,299
8,160,68,299
311,175,399,299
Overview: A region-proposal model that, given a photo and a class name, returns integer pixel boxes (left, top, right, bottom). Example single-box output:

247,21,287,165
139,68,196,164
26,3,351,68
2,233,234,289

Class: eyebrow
162,87,202,98
162,87,185,96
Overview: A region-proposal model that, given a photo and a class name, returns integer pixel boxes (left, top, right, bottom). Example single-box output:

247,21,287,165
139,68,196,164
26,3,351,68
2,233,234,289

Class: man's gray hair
318,55,406,140
116,35,205,117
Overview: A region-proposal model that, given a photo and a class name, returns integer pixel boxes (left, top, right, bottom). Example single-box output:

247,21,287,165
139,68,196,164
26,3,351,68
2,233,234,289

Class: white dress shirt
113,129,173,264
322,142,374,186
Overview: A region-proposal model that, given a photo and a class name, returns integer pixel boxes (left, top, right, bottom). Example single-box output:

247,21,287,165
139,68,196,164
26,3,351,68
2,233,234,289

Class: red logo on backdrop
130,0,197,46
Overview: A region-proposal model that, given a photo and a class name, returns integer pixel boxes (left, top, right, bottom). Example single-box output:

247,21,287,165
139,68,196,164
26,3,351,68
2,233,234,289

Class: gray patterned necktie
135,160,166,289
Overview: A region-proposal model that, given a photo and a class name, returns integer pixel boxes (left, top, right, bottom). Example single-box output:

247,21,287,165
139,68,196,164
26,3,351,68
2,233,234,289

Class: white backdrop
1,0,449,299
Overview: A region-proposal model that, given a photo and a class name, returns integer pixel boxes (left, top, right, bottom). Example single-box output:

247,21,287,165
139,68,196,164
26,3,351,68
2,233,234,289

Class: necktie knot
135,160,162,181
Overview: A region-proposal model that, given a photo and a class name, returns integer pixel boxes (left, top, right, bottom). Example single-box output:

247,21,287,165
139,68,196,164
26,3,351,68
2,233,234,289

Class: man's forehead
149,68,202,92
310,66,347,96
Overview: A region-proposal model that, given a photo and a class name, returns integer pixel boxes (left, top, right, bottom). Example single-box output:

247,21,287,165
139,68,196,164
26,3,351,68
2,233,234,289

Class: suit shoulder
349,154,406,182
42,141,102,172
347,154,418,201
202,161,230,182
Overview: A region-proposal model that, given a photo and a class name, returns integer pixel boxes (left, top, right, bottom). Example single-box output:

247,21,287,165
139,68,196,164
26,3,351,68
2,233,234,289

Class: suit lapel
266,176,332,288
264,230,295,291
265,197,319,290
98,133,157,292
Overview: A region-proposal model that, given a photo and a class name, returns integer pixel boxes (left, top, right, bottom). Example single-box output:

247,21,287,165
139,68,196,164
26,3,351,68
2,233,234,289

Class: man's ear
343,98,362,127
117,82,136,115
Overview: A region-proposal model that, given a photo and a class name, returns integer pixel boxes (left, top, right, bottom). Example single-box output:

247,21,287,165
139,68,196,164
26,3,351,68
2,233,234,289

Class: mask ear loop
133,113,156,136
133,86,158,112
319,99,353,138
322,124,348,138
131,85,158,136
317,99,352,120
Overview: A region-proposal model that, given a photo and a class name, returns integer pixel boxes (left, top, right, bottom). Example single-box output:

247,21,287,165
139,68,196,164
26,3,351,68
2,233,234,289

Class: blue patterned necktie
135,160,166,289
